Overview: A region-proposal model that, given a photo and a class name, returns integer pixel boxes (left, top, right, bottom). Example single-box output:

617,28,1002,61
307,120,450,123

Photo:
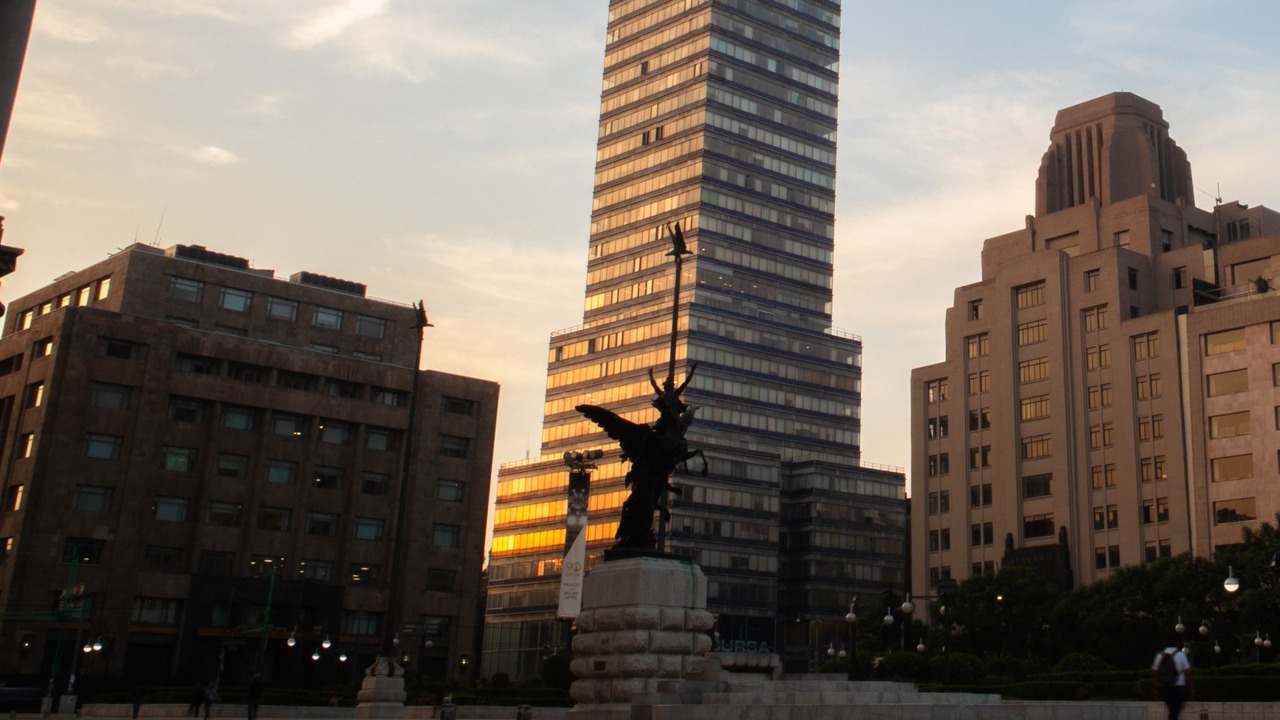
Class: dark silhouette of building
0,243,497,693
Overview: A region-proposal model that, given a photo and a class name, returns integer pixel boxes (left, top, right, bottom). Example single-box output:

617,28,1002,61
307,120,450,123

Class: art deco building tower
911,92,1280,598
486,0,906,679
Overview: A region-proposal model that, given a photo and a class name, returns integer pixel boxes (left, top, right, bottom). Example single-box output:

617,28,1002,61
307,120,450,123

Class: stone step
644,701,1148,720
699,691,1000,706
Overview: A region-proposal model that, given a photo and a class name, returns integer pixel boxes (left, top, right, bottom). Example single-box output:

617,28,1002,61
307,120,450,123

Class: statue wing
575,404,648,459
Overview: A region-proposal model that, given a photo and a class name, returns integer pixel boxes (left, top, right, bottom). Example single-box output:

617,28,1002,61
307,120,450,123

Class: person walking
202,682,218,720
246,675,262,720
1152,638,1193,720
188,684,204,717
130,685,146,719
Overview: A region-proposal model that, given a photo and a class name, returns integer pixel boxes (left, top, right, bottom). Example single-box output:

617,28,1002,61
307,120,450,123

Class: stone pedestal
568,556,715,720
354,656,406,719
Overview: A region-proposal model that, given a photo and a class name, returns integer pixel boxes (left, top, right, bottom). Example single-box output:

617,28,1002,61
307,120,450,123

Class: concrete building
911,92,1280,597
0,243,498,691
484,0,905,679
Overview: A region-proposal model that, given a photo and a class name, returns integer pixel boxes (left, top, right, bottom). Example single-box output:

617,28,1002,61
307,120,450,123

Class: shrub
1053,653,1110,673
878,651,928,682
490,673,511,689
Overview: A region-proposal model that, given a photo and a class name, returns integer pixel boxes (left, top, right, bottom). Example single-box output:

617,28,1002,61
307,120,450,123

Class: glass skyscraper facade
484,0,906,679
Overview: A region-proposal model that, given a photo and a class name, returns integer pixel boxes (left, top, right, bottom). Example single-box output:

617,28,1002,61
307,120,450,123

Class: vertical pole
257,565,277,674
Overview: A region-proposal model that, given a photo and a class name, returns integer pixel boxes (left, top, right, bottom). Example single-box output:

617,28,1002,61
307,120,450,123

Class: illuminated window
1015,282,1045,309
1205,328,1246,355
1211,454,1253,482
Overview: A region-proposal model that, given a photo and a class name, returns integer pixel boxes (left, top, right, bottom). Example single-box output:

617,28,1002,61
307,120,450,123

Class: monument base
568,556,716,720
353,656,406,719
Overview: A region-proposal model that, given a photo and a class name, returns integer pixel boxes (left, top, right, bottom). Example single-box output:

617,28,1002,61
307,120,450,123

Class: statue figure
576,364,706,552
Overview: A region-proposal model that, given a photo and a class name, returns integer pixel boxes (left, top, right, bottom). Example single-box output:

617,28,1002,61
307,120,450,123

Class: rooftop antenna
152,203,168,246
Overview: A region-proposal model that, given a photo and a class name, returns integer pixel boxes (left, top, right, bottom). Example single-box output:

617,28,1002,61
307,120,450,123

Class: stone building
911,92,1280,596
0,243,497,690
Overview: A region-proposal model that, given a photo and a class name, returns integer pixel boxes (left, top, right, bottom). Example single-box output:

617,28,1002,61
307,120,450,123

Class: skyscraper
911,92,1280,596
485,0,905,678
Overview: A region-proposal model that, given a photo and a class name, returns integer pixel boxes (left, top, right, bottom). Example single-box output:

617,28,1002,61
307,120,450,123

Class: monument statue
575,220,704,553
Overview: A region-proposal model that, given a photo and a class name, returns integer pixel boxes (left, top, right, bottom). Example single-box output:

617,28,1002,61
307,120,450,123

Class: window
965,333,989,358
63,537,105,564
23,382,43,408
143,546,182,573
371,388,406,406
1136,374,1162,400
1205,328,1247,355
1022,473,1052,499
1133,332,1160,360
443,396,476,416
1145,539,1173,562
439,435,471,459
312,466,343,490
18,433,33,459
927,453,950,477
1087,383,1113,409
162,447,197,472
1173,267,1187,289
154,497,189,522
1018,358,1049,384
341,611,382,636
73,485,113,513
1206,411,1250,439
85,433,123,460
168,397,206,424
270,413,305,437
366,428,397,451
227,362,267,383
1207,369,1248,396
264,460,298,485
425,569,456,592
1023,513,1055,539
1085,344,1111,369
1211,454,1253,482
354,518,385,541
1015,282,1046,309
91,382,131,410
1017,319,1048,346
1085,269,1100,292
307,513,339,537
925,379,948,403
437,479,464,501
1082,305,1108,332
101,335,140,358
1092,505,1118,531
213,453,249,479
927,490,950,514
175,353,217,374
350,564,380,586
433,523,461,548
361,472,390,495
1141,498,1170,525
264,295,296,320
968,299,983,320
319,421,350,444
355,315,386,338
1214,498,1257,525
1020,434,1051,459
969,483,992,508
299,560,332,581
1020,395,1051,421
1094,545,1122,570
132,597,181,625
168,277,203,303
5,484,23,512
312,306,343,330
326,380,359,398
1088,422,1114,449
219,287,252,312
967,370,989,395
222,406,256,430
1114,229,1130,247
206,502,242,527
968,445,991,470
970,522,994,547
928,529,951,552
968,408,991,432
1128,267,1139,290
32,337,53,357
926,416,949,439
257,507,291,532
277,371,317,391
1090,464,1116,489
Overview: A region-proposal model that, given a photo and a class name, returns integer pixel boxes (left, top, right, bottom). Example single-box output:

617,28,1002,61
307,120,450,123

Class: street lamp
844,598,857,681
1224,566,1240,593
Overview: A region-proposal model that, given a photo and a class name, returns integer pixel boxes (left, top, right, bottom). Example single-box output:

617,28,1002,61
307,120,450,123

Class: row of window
168,276,388,338
15,277,112,331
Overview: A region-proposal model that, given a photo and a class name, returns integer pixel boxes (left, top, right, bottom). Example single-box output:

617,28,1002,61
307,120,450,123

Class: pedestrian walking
246,675,262,720
202,682,218,720
1151,637,1193,720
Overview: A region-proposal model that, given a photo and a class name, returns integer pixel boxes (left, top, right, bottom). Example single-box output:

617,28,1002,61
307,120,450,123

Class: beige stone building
911,92,1280,595
0,243,498,691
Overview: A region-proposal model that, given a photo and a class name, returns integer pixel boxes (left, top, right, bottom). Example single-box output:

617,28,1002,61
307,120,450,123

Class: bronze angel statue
576,364,706,552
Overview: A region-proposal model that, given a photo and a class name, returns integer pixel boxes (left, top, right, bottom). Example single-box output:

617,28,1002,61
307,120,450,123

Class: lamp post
901,578,957,684
844,598,857,681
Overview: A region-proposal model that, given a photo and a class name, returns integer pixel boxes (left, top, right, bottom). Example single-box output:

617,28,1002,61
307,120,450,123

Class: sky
3,0,1280,494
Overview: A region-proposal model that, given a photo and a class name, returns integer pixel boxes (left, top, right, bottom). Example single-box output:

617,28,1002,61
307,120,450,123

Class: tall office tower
0,244,498,688
911,92,1280,598
486,0,906,679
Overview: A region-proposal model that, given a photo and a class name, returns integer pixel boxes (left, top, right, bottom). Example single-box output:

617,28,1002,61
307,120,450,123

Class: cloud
243,92,291,118
10,88,110,139
287,0,390,49
178,145,242,166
